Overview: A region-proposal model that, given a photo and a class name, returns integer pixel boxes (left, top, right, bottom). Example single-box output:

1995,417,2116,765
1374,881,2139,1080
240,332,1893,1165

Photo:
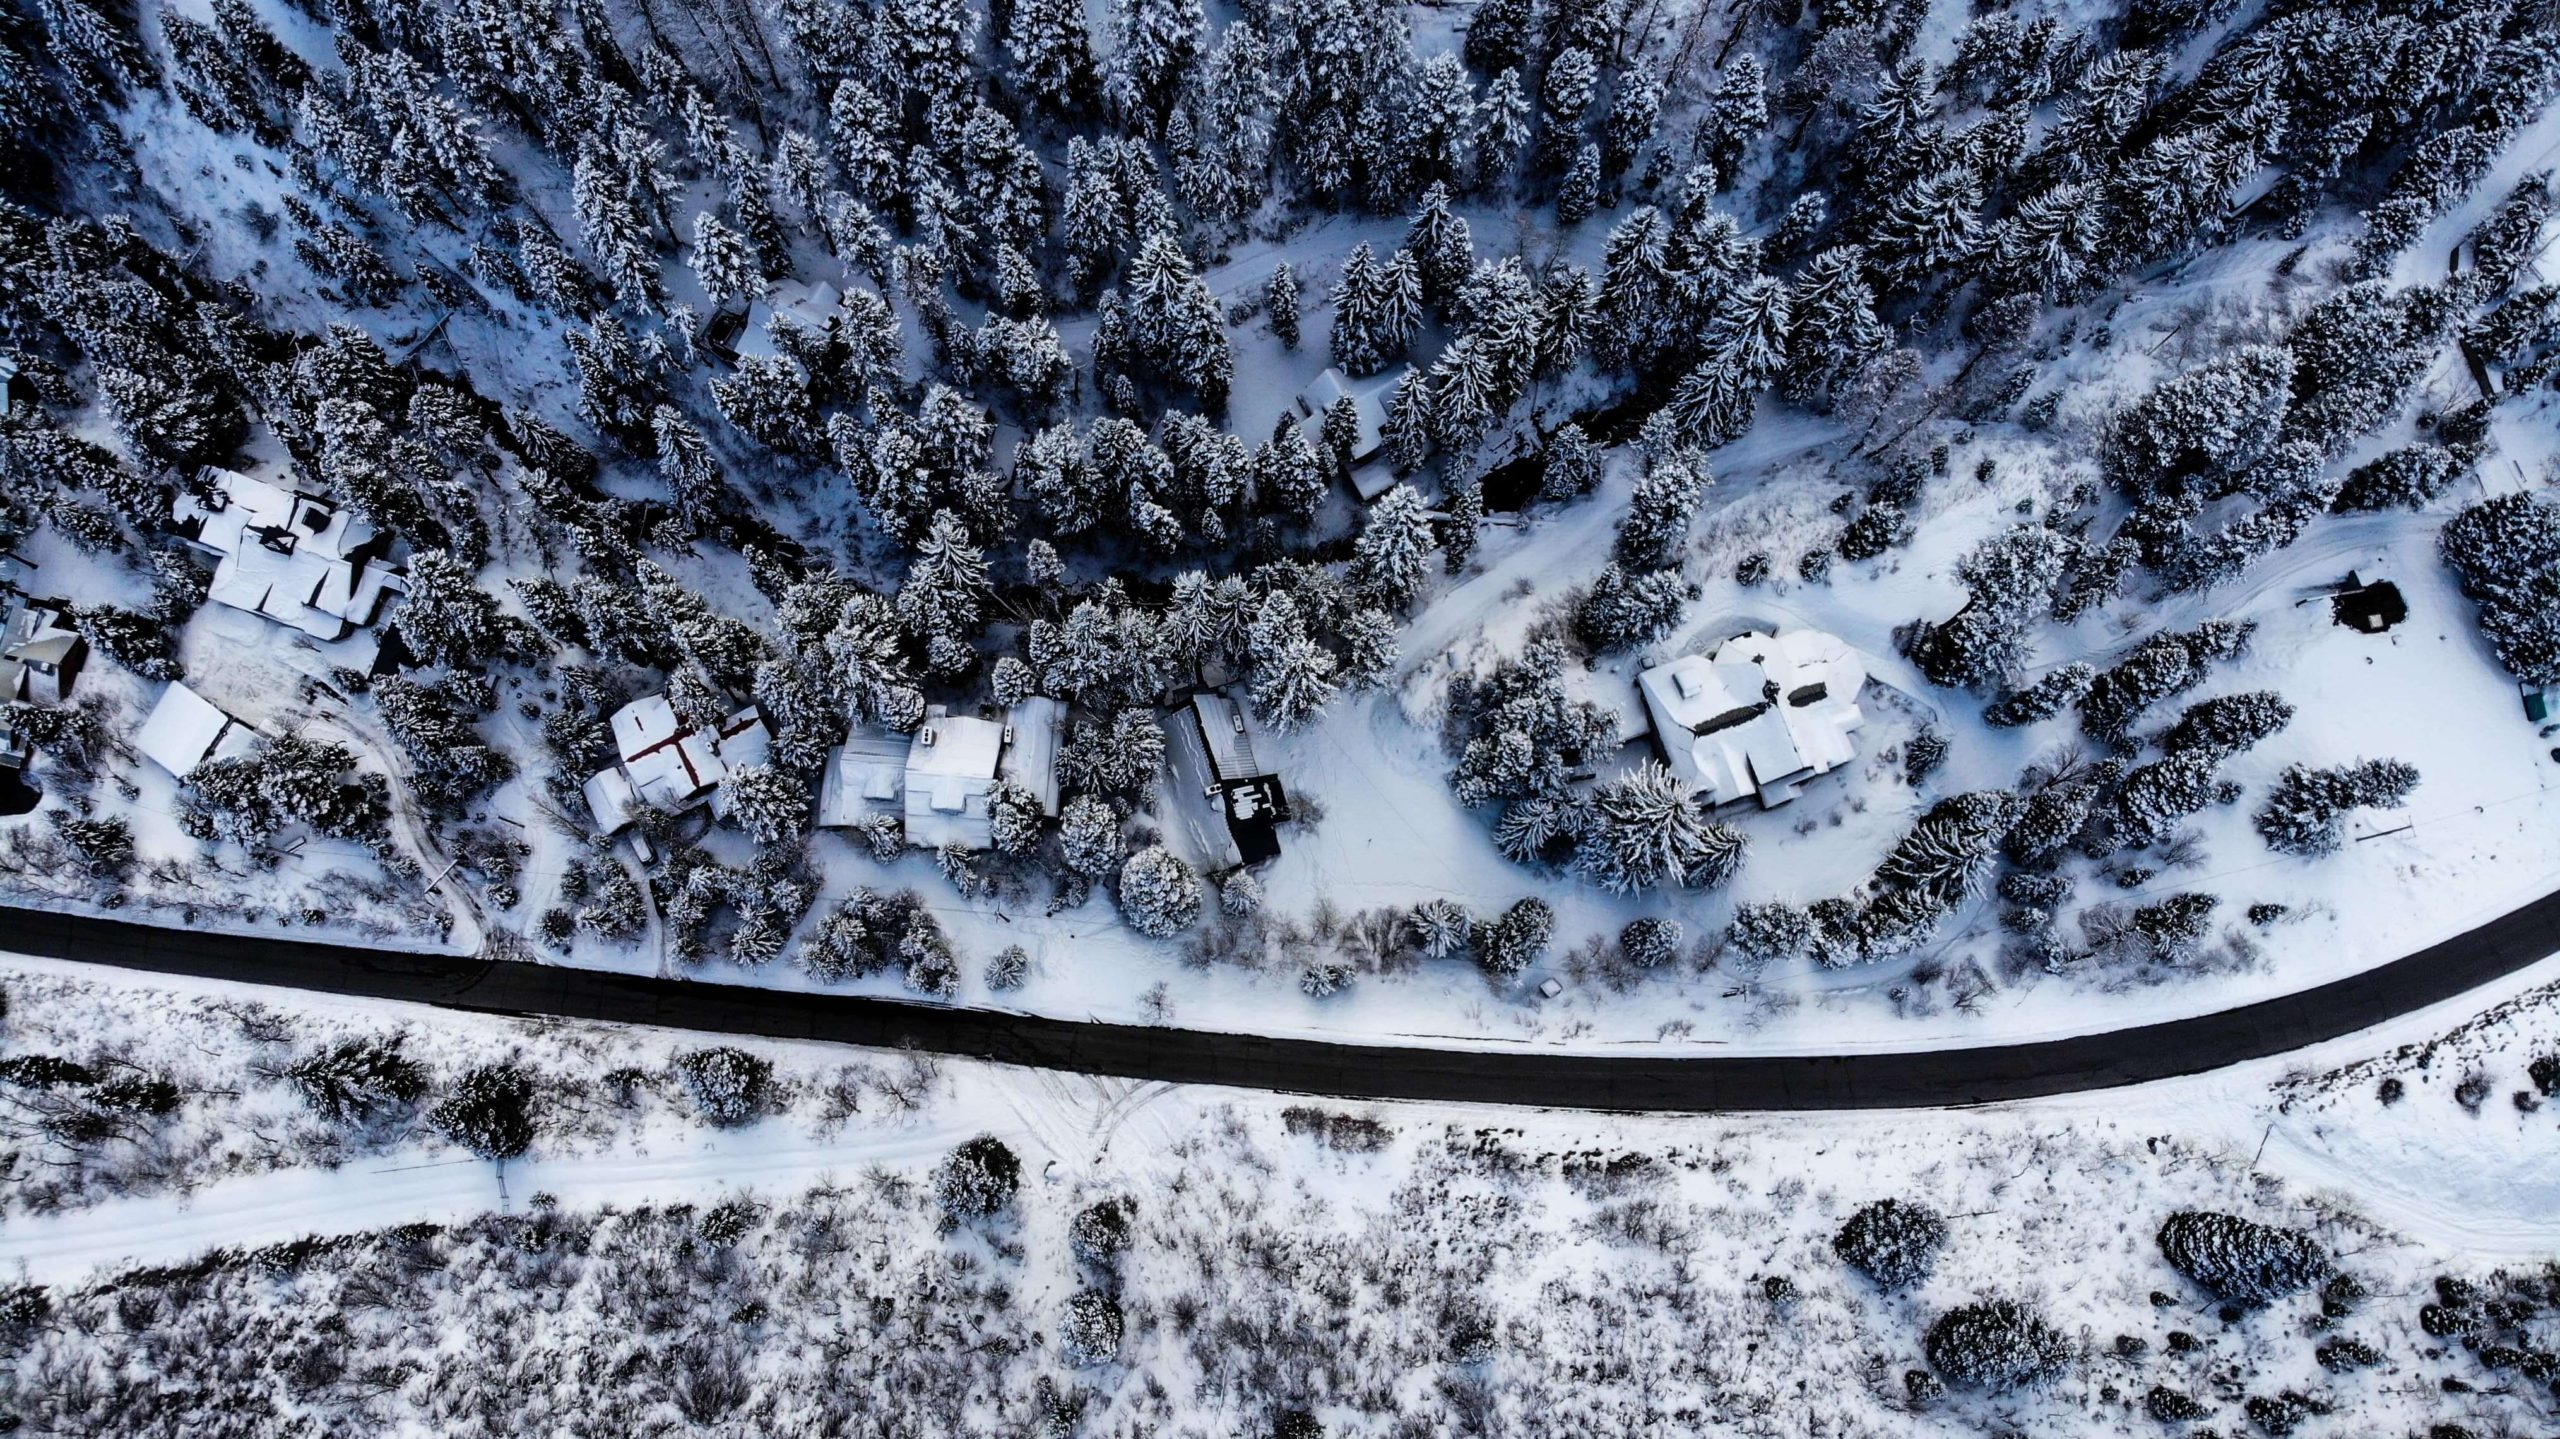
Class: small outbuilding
2330,571,2408,634
135,681,259,777
1,596,84,705
1637,629,1868,808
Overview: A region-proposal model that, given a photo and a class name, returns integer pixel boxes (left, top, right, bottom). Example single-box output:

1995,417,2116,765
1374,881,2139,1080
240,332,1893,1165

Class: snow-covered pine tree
1475,67,1531,192
1916,526,2076,690
1006,0,1095,113
1579,761,1747,893
1574,563,1684,652
1610,450,1705,572
1983,661,2094,728
2254,759,2419,856
1556,143,1601,225
1118,844,1202,937
1266,261,1300,350
1349,484,1439,611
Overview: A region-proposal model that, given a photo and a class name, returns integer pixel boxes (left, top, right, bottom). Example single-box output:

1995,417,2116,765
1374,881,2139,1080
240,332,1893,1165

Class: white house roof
175,468,397,641
999,695,1066,817
1637,629,1867,808
905,710,1006,851
1188,690,1273,784
704,707,772,820
135,681,257,777
815,700,1063,850
585,696,770,831
816,732,913,831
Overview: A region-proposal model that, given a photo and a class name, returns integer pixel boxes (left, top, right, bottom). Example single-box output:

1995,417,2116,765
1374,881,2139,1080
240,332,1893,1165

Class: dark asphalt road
4,892,2556,1111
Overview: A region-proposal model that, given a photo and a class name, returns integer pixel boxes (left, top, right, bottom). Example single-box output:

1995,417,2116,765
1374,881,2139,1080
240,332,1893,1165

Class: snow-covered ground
5,943,2558,1434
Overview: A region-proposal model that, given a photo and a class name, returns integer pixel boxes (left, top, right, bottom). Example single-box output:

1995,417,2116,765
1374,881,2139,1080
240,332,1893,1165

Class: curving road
4,895,2557,1111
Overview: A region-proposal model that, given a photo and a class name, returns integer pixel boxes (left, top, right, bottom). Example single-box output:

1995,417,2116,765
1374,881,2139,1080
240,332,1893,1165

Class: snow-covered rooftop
585,697,769,832
1,598,82,705
174,469,399,642
1293,365,1406,500
1637,630,1867,808
135,681,258,778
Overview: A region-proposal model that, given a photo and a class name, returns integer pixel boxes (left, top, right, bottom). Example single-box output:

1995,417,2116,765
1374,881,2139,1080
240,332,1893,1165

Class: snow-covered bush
1070,1196,1136,1269
985,945,1031,991
1618,918,1683,970
1923,1299,2070,1392
1724,902,1810,968
2156,1211,2329,1306
674,1047,771,1128
1474,897,1554,978
1833,1198,1948,1291
1061,1289,1124,1365
1118,846,1202,938
428,1064,536,1161
933,1136,1021,1221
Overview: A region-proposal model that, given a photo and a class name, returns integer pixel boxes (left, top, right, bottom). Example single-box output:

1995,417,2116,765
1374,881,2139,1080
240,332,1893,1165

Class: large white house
1637,629,1868,808
582,693,772,834
173,468,401,641
815,698,1065,852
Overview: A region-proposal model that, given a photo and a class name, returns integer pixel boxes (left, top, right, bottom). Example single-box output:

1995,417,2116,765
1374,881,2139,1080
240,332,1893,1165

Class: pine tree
645,405,724,531
1118,845,1202,937
1463,0,1532,77
1539,47,1599,171
1984,662,2093,728
2333,444,2460,513
1350,484,1440,610
1868,169,1984,291
1007,0,1095,113
1556,143,1601,225
1266,261,1300,350
687,211,758,306
2161,691,2292,758
1475,67,1531,192
2156,1211,2328,1307
1916,526,2076,690
1579,761,1747,893
1403,183,1474,310
1247,593,1340,732
1614,450,1709,569
1103,0,1204,135
571,143,663,309
1602,66,1665,180
391,550,503,669
2102,345,2295,500
1575,563,1684,652
2255,759,2420,856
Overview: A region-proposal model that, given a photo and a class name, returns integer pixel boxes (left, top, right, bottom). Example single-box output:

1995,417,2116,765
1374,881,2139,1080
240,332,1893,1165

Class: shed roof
136,682,253,777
